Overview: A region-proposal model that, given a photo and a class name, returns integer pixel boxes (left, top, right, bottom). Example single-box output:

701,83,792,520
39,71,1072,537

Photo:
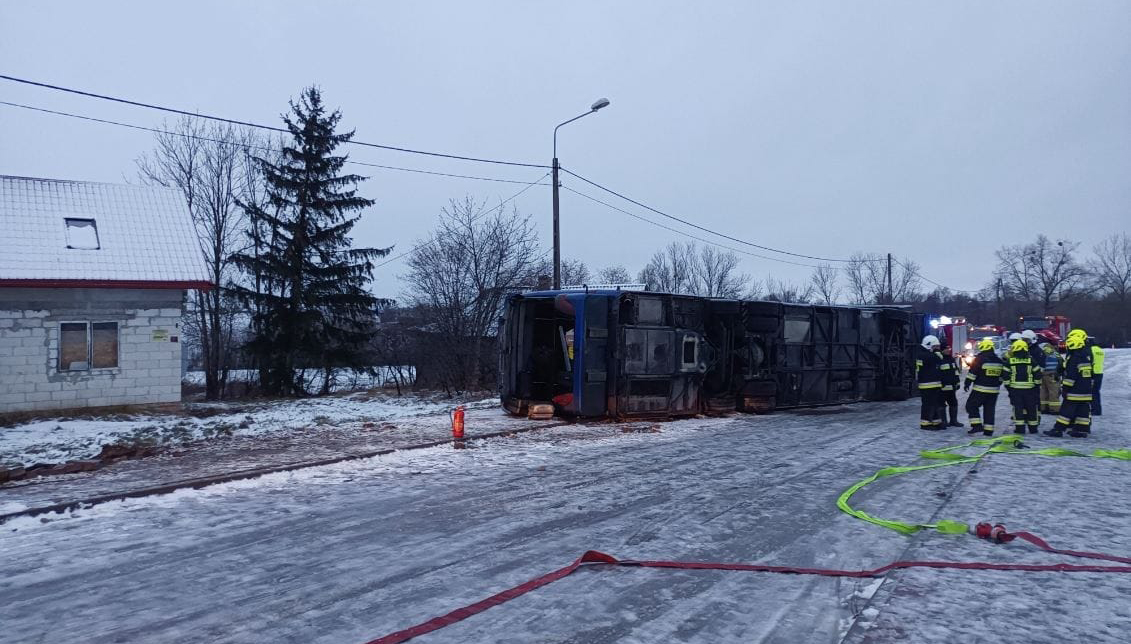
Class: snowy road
1,351,1128,643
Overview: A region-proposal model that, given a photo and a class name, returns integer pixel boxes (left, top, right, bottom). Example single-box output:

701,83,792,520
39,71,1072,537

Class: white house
0,176,210,413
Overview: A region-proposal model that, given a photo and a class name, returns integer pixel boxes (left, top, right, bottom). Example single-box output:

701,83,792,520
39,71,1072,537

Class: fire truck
1019,315,1072,349
961,324,1008,365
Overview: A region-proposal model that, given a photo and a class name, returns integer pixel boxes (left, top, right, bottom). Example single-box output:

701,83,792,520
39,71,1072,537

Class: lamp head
590,98,611,111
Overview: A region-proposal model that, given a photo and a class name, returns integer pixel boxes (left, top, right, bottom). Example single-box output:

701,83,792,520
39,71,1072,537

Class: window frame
57,320,120,372
63,217,101,250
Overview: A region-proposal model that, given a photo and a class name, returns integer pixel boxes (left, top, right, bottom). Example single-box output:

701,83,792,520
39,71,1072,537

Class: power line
0,73,550,168
892,257,979,295
0,100,548,185
374,171,551,269
559,166,860,263
561,185,823,269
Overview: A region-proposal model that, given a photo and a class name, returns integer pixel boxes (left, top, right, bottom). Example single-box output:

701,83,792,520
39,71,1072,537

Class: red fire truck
1019,315,1072,349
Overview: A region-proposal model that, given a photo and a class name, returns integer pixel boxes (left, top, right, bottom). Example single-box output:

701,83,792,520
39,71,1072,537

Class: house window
58,322,119,371
64,218,100,249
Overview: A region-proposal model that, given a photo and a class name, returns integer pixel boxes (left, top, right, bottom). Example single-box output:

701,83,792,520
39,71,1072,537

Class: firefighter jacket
1003,350,1041,390
1028,342,1044,370
964,350,1005,394
940,353,961,390
915,346,944,389
1040,343,1064,377
1063,347,1094,402
1091,345,1105,375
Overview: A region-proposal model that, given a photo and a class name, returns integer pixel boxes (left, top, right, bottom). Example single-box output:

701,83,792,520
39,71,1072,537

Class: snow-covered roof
0,175,210,288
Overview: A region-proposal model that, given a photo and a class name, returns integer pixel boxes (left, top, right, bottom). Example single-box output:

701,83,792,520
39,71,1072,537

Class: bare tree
692,245,750,298
596,264,633,285
995,235,1087,313
764,276,815,303
559,258,591,287
1089,233,1131,304
137,118,268,400
638,242,751,297
843,252,922,304
638,242,696,293
402,197,541,391
809,263,840,305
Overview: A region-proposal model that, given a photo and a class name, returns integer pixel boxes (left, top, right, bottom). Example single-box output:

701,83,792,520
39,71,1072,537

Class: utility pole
996,277,1003,324
552,156,561,290
551,98,610,290
886,253,893,304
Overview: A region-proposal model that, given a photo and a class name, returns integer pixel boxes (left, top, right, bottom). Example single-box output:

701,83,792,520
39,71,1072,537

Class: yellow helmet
1010,339,1029,354
1066,334,1086,350
977,338,995,352
1066,328,1086,341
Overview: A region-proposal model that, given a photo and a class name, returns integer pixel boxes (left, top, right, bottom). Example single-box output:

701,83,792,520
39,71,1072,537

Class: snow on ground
0,350,1127,643
0,390,493,469
182,366,415,391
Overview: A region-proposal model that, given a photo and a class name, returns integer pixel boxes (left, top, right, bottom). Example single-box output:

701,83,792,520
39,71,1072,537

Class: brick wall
0,288,185,413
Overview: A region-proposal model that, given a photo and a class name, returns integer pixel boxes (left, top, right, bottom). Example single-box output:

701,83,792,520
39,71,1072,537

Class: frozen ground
0,389,492,469
182,366,415,391
0,350,1127,643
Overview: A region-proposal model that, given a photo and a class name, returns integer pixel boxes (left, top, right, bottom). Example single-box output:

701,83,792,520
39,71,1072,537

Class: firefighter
1045,329,1093,437
1088,336,1104,416
939,342,963,427
963,337,1005,436
1003,338,1041,434
1038,339,1063,414
916,335,945,430
1021,329,1044,370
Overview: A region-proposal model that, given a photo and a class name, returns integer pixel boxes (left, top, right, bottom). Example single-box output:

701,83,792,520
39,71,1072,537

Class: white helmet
921,334,940,349
1021,329,1037,342
1008,332,1022,341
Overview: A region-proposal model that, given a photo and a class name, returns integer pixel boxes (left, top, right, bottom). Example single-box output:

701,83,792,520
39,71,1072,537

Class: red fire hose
365,526,1131,644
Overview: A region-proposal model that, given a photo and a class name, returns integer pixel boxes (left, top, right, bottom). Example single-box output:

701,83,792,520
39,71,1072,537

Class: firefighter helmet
1067,328,1086,341
977,338,995,352
922,335,940,349
1021,329,1037,342
1008,332,1022,341
1066,334,1086,350
1010,339,1029,354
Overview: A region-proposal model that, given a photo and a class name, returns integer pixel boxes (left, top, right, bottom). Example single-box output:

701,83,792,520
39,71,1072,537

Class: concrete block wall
0,288,186,413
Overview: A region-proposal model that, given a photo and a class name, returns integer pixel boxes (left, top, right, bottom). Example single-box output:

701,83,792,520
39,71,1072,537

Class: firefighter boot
1044,426,1066,437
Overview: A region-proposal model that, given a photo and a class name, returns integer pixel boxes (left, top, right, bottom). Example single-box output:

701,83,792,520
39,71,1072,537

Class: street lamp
552,97,610,289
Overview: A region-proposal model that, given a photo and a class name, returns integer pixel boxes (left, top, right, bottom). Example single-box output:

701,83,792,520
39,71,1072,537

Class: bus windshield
1020,318,1048,331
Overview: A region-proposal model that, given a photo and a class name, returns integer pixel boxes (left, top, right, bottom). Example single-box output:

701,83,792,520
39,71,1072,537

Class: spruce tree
236,87,391,396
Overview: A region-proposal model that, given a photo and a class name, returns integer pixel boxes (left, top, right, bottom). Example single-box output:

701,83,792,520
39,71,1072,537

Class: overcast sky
2,1,1128,300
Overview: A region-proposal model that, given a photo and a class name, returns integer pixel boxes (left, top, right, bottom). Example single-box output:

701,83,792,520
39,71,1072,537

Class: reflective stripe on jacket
916,346,943,389
1004,352,1040,390
1091,345,1105,375
965,350,1005,393
1063,347,1093,401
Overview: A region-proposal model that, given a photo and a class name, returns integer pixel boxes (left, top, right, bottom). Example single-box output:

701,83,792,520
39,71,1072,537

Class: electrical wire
559,166,860,263
0,100,549,185
0,73,550,168
892,257,980,295
561,185,823,269
374,171,551,269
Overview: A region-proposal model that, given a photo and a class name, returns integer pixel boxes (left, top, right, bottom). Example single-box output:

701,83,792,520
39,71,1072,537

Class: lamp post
552,97,610,289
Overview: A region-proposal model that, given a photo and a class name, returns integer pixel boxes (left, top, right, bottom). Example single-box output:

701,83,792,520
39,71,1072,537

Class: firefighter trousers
919,388,943,428
941,388,959,424
1056,399,1092,434
1008,387,1040,430
1091,374,1103,416
1040,374,1061,413
965,391,997,433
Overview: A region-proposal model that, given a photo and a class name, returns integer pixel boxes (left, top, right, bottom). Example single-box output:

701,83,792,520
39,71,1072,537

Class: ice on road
1,351,1128,643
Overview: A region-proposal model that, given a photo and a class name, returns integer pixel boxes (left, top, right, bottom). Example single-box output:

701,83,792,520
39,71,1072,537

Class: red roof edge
0,279,214,291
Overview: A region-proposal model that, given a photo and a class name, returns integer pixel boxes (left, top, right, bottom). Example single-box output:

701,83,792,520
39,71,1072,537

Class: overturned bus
499,290,915,420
